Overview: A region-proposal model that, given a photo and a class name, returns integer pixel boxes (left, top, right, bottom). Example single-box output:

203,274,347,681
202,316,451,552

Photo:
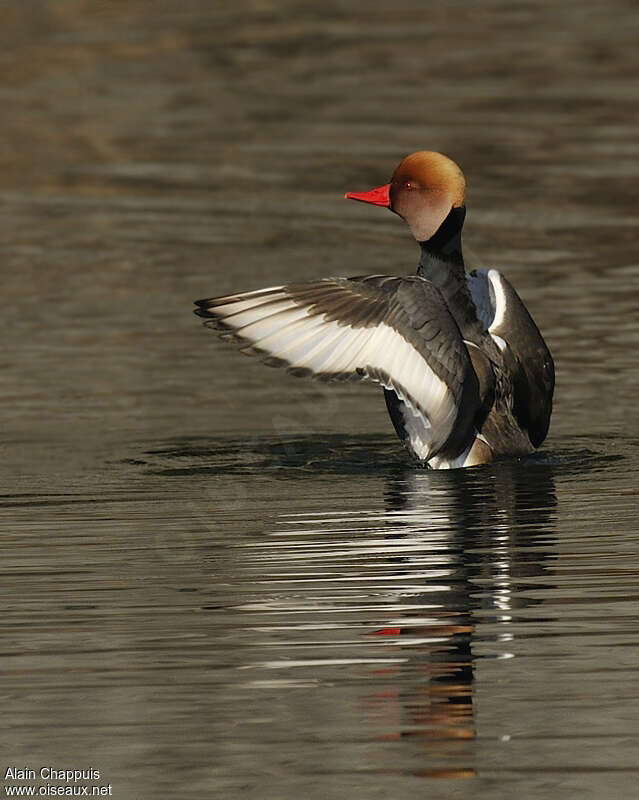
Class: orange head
346,151,466,242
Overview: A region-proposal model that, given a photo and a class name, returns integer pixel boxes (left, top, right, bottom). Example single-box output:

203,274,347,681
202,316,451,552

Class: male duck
195,151,554,469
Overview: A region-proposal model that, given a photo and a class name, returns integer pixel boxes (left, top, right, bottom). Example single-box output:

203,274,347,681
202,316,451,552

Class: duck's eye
404,181,413,190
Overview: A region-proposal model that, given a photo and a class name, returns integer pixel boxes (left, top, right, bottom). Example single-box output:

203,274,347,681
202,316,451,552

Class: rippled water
3,2,639,799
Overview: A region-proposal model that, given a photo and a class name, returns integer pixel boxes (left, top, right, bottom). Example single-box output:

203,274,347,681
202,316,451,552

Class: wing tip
202,317,228,331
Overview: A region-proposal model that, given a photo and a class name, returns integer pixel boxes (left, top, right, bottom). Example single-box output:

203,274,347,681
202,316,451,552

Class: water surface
2,2,639,799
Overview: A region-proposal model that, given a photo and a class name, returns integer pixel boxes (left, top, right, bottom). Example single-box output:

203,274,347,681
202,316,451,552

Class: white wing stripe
289,320,357,371
252,312,329,356
224,299,300,328
231,308,309,341
487,269,507,331
211,286,285,306
202,290,458,459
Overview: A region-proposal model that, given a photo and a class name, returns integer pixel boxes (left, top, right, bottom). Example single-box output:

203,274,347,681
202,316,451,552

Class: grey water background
2,1,639,798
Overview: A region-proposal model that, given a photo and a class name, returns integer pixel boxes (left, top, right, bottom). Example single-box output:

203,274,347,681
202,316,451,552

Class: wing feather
467,269,554,446
196,276,479,459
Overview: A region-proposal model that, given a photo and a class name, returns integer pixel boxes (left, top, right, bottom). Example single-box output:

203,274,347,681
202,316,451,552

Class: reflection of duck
363,460,557,774
195,151,554,468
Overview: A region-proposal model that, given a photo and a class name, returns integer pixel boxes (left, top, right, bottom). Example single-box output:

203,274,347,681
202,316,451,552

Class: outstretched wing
467,269,554,447
195,275,480,460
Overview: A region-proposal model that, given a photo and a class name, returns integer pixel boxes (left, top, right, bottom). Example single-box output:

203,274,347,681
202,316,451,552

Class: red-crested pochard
195,151,554,469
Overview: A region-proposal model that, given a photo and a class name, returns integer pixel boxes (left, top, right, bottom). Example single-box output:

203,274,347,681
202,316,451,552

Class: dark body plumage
195,151,554,469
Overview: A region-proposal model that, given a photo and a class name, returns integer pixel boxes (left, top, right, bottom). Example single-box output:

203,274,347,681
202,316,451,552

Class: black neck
418,205,466,290
420,205,465,266
417,205,485,343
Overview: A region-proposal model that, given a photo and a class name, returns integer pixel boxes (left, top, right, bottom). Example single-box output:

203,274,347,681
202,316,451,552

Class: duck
194,151,554,469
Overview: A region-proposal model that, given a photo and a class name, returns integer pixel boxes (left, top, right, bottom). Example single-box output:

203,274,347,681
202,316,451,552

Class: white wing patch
200,284,457,459
466,269,509,348
487,269,507,330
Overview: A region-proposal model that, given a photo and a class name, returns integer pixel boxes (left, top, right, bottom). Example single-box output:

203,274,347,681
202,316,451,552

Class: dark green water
2,2,639,798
